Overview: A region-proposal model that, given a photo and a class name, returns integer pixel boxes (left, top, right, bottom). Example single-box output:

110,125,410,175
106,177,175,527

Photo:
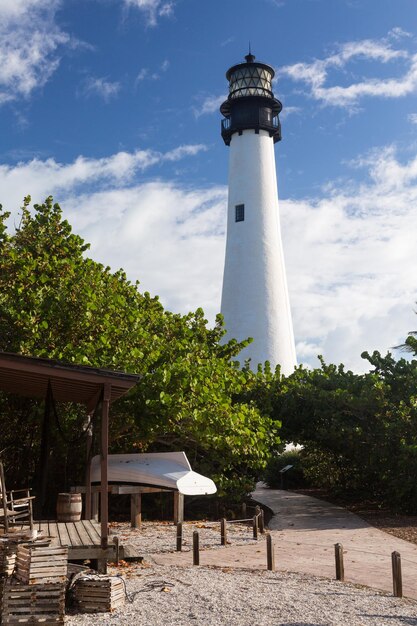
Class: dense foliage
0,197,279,501
1,195,416,516
261,352,417,512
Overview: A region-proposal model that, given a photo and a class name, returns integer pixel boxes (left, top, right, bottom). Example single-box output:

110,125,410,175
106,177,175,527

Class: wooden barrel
56,493,82,522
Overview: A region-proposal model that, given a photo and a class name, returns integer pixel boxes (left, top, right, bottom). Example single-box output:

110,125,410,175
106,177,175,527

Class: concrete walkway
150,485,417,600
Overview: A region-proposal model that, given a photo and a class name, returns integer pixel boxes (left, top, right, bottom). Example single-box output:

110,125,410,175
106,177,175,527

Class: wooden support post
176,522,183,552
193,531,200,566
335,543,344,581
0,462,9,533
173,491,184,524
92,492,99,522
113,536,120,566
241,502,247,518
266,533,275,571
28,496,34,531
131,493,142,528
392,551,403,598
253,515,258,540
97,559,107,574
85,418,93,520
100,384,111,549
259,509,265,533
220,518,227,546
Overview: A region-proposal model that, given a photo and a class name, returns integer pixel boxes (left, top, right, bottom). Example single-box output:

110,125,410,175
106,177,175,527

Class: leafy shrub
263,449,308,489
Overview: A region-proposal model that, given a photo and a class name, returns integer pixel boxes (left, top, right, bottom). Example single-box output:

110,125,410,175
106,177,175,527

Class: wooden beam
100,383,111,549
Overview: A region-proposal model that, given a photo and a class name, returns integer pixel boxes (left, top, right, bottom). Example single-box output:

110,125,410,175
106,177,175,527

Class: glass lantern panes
229,67,273,99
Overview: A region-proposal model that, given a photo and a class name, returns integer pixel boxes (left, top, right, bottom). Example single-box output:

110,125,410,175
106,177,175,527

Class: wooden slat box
0,543,16,577
73,575,125,612
0,576,65,625
15,546,68,585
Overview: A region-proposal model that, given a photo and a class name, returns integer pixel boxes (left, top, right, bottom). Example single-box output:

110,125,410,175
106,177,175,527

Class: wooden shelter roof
0,351,139,411
0,351,141,549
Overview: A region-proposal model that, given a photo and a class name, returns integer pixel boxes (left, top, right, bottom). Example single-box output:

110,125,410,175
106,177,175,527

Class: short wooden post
241,502,247,518
392,551,403,597
259,509,265,533
130,493,142,529
253,515,258,540
176,522,183,552
113,536,120,566
193,531,200,566
266,533,275,571
220,518,227,546
334,543,344,581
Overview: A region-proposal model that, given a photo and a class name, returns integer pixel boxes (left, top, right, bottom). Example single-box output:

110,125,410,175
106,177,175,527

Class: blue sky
1,0,416,371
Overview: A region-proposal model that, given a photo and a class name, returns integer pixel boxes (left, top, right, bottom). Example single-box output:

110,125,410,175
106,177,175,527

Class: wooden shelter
0,351,139,549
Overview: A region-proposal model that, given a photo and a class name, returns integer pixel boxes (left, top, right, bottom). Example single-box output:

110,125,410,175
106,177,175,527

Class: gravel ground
108,520,258,554
66,562,417,626
62,521,417,625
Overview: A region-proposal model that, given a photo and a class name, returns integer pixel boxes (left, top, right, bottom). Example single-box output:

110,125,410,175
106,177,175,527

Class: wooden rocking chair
0,461,35,532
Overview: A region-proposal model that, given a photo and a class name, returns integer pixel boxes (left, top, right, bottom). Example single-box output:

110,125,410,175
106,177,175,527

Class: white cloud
64,184,226,317
0,143,208,209
0,0,70,105
282,145,417,370
135,60,169,85
82,76,121,102
136,68,149,82
220,37,235,48
194,94,225,118
0,142,415,372
389,27,412,41
0,145,225,325
281,105,301,118
280,34,417,108
122,0,174,26
408,113,417,125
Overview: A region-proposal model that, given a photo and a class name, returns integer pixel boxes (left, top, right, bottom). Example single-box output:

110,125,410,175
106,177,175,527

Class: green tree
0,197,278,498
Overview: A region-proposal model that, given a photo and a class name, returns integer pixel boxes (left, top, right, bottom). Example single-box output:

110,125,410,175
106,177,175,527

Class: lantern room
220,52,282,146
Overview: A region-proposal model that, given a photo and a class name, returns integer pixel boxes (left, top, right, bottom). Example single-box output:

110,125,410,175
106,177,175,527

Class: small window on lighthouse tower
235,204,245,222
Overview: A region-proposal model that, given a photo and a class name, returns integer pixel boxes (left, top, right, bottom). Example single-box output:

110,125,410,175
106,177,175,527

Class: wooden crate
0,576,65,625
15,546,68,585
73,575,125,612
0,543,16,577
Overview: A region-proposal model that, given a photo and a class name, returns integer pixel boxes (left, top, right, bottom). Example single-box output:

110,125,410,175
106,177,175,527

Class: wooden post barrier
241,503,247,518
392,551,403,598
220,518,227,546
259,509,265,533
253,515,258,540
334,543,344,581
113,536,120,566
193,531,200,566
176,522,183,552
266,533,275,571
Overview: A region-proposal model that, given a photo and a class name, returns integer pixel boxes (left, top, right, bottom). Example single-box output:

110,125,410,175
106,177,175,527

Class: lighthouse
220,52,297,374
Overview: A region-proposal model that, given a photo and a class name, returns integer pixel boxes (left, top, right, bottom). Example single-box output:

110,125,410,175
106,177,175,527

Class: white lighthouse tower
220,51,297,374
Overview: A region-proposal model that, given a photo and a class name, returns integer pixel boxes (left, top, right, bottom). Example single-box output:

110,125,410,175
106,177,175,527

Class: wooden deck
34,520,118,562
